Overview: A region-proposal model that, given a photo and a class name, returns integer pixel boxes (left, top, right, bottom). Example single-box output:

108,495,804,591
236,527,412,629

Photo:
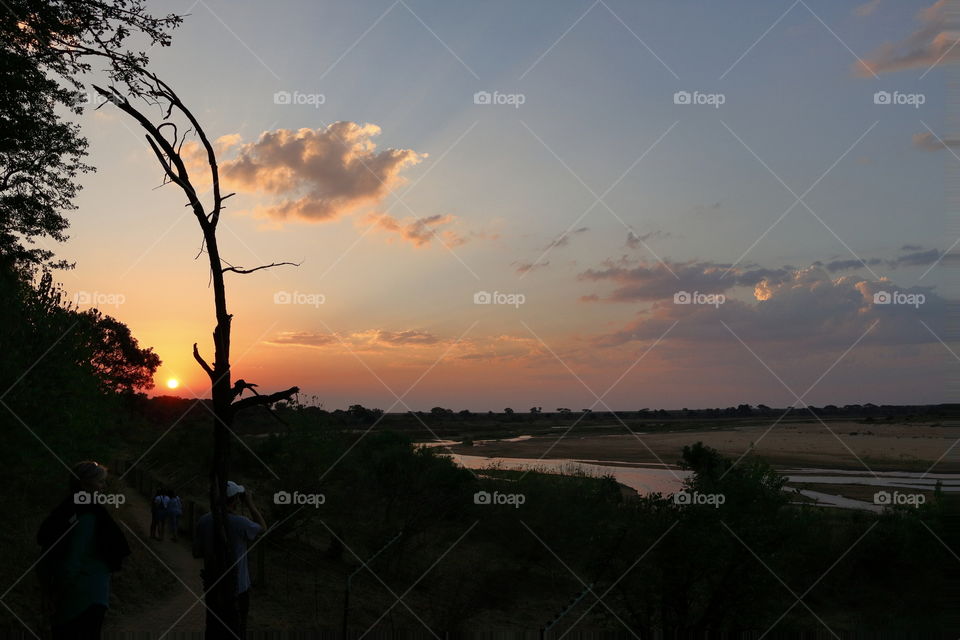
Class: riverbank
416,420,960,511
439,419,960,473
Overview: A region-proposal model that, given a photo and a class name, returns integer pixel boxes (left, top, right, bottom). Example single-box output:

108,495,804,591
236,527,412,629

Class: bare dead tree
90,72,298,631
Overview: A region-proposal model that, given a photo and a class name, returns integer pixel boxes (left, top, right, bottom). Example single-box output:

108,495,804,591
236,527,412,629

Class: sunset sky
57,0,954,410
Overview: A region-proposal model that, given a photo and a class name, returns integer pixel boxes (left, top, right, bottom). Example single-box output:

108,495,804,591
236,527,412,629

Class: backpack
37,497,132,575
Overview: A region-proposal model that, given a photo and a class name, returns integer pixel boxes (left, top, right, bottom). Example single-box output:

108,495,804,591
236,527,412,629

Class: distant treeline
137,395,959,432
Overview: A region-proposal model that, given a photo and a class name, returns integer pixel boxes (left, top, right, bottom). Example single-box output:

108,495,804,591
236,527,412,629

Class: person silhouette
36,461,130,639
153,488,169,541
149,488,164,540
193,481,266,639
166,489,183,542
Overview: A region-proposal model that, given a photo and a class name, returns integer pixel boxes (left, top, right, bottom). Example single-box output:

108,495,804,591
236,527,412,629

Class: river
420,437,960,512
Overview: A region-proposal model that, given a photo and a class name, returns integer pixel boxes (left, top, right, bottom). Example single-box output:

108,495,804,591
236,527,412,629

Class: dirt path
107,488,206,635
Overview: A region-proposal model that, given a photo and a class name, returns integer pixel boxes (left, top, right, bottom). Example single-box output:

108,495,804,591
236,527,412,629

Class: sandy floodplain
448,420,960,473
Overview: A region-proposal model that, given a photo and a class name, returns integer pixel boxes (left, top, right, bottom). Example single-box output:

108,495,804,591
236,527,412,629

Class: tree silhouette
91,68,298,632
0,0,180,269
79,309,161,394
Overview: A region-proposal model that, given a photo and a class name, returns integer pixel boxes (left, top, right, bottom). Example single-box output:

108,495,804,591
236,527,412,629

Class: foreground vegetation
103,401,951,635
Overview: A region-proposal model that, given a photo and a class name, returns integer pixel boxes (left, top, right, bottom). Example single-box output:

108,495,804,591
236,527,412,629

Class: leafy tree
0,266,158,480
0,49,85,268
79,310,161,393
348,404,384,424
0,0,180,269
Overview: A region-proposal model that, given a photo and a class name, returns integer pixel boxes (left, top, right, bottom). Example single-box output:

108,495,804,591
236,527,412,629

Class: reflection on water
785,472,960,492
420,436,960,512
449,453,688,495
793,490,881,512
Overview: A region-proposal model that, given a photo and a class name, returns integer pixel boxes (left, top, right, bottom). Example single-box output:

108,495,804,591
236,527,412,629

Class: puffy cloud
188,122,486,248
855,0,960,76
204,122,425,222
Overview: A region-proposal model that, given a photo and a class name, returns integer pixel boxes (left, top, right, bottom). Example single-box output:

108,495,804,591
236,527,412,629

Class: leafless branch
221,260,301,275
193,342,214,379
91,84,207,226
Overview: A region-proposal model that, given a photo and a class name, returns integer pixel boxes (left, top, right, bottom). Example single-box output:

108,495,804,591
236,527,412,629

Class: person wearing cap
193,480,266,638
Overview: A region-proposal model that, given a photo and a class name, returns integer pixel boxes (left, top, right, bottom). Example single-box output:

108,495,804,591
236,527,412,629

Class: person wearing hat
193,480,266,638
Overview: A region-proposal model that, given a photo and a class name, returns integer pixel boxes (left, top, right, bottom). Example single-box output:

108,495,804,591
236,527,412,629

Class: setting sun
166,378,179,390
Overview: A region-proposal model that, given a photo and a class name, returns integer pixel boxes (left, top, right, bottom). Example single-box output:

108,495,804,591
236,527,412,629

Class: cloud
365,212,466,247
514,260,550,275
820,246,942,272
892,247,943,266
453,334,546,363
372,329,442,346
265,329,547,365
579,258,793,303
854,0,881,18
593,267,944,350
581,246,943,303
626,229,670,249
203,122,425,222
912,131,960,151
510,228,590,274
266,331,339,348
266,328,443,350
855,0,960,76
545,227,589,250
